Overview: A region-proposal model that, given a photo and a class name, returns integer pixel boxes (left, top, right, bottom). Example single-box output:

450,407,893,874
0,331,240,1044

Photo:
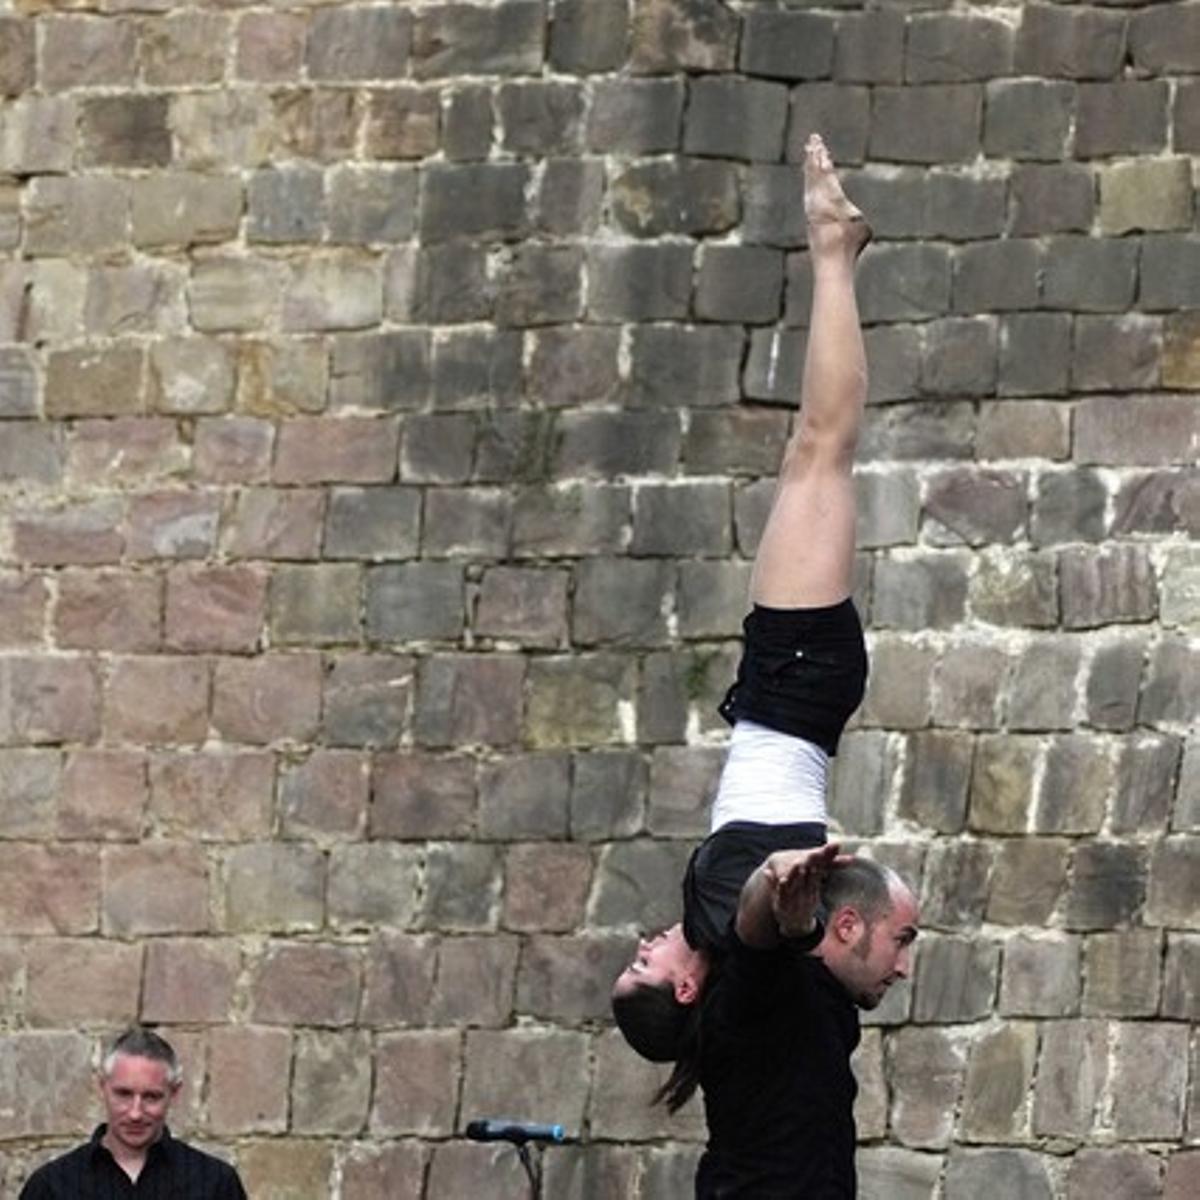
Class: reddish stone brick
102,842,210,935
3,655,101,744
431,935,518,1026
236,1139,334,1198
279,749,368,838
66,418,186,488
193,417,275,483
105,656,210,745
164,564,267,652
236,11,307,82
0,1031,94,1139
41,16,138,90
273,416,400,483
44,344,144,419
149,750,273,841
1166,1150,1200,1200
223,842,325,933
54,568,162,652
361,932,437,1026
211,653,322,744
1076,396,1200,467
0,844,100,934
126,491,221,560
59,749,147,840
0,572,48,646
503,843,592,932
0,748,59,838
414,654,526,747
372,750,477,838
141,11,228,86
25,937,142,1026
371,1030,461,1136
12,499,124,565
340,1142,428,1200
291,1028,373,1134
207,1024,292,1134
249,942,362,1025
221,488,325,560
142,937,240,1023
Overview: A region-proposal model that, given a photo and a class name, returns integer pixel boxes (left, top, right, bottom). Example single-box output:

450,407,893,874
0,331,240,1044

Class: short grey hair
102,1026,182,1087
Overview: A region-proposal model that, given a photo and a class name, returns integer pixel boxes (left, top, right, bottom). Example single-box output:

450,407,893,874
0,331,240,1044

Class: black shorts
717,598,868,756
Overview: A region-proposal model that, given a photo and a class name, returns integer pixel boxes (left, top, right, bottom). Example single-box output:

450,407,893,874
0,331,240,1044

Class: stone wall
0,0,1197,1196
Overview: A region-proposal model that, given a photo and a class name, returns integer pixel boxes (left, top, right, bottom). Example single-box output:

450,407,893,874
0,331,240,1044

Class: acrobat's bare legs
750,134,870,610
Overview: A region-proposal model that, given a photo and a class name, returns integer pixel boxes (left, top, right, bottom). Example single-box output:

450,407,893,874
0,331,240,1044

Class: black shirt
682,820,826,955
19,1126,247,1200
697,932,860,1199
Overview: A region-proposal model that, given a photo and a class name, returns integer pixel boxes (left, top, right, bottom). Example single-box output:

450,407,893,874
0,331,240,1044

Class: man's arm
735,843,843,949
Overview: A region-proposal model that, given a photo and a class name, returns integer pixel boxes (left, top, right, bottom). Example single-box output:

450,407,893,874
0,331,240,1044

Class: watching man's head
98,1027,182,1156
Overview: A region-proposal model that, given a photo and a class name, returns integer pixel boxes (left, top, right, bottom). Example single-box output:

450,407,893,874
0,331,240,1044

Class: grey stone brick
907,14,1014,83
474,411,554,484
1139,635,1200,726
859,403,975,464
628,324,743,408
836,10,904,84
983,81,1073,161
282,257,383,333
1145,836,1200,928
496,81,585,156
1113,469,1200,537
324,653,414,748
366,562,465,643
400,413,474,484
431,330,521,409
1141,235,1200,311
630,0,739,74
694,246,783,324
827,730,898,837
371,751,476,840
945,1150,1053,1200
683,408,788,478
1163,935,1200,1021
554,410,680,478
516,932,627,1018
866,325,923,405
1176,78,1200,153
978,402,1070,463
953,241,1040,314
1076,396,1198,467
857,244,951,323
741,164,806,248
684,76,788,162
442,85,493,161
889,1026,966,1148
528,325,620,408
899,732,973,835
28,176,128,257
586,78,683,154
573,558,672,648
511,484,629,558
1033,1019,1108,1138
1031,469,1107,546
931,641,1011,729
960,1023,1037,1143
871,554,968,630
570,749,646,841
415,654,525,749
838,168,928,241
422,487,511,557
968,735,1038,835
857,471,919,550
419,163,529,242
587,243,692,322
270,563,361,646
590,836,694,930
42,15,137,90
1035,733,1112,835
272,88,357,163
611,159,738,238
330,331,431,411
920,840,993,930
535,158,604,236
1100,157,1193,236
476,566,568,648
1014,4,1126,79
416,244,491,324
0,350,36,418
306,6,410,80
744,328,803,404
998,312,1071,398
1010,163,1095,235
677,560,751,639
1076,81,1169,158
80,96,171,168
1067,1149,1164,1200
912,934,998,1023
869,86,982,163
494,245,582,327
787,84,870,166
857,1147,942,1200
857,635,935,731
1085,633,1149,732
0,96,75,175
919,316,998,400
1112,1022,1190,1140
1060,544,1157,630
1083,929,1162,1017
422,843,500,930
631,482,731,557
549,0,627,72
478,752,570,840
527,652,637,749
364,86,440,160
1008,636,1081,731
1072,314,1161,392
327,166,417,244
324,487,420,560
1065,841,1147,931
413,2,543,78
740,10,833,81
0,16,34,95
1042,236,1138,312
1130,3,1200,72
927,174,1007,241
647,743,725,827
987,838,1068,926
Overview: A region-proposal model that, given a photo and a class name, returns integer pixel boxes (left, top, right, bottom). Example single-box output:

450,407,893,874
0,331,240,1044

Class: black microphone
465,1118,566,1145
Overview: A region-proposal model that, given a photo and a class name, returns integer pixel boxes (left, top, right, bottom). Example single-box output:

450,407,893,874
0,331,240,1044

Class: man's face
838,887,919,1010
611,923,698,1001
98,1053,179,1156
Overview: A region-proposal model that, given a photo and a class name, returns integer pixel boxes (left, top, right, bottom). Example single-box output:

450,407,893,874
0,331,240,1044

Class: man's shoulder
167,1133,242,1177
19,1139,96,1196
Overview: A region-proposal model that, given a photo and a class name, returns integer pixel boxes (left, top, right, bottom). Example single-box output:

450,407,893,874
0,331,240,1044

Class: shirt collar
88,1124,175,1163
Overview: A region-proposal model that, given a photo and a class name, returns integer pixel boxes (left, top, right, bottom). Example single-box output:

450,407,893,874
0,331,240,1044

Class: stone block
288,1029,372,1136
67,419,186,490
1142,234,1200,311
323,488,420,561
493,245,582,327
1010,163,1095,235
960,1022,1037,1143
398,413,473,484
223,489,325,560
1083,929,1162,1018
526,654,635,749
1113,1021,1189,1139
0,843,99,936
1060,544,1157,630
1035,733,1112,835
979,403,1070,463
542,1145,642,1200
80,94,171,168
550,0,627,72
920,840,993,931
857,636,934,731
189,257,282,332
274,417,398,484
431,934,519,1026
1067,1149,1163,1200
570,750,646,841
1167,1152,1200,1200
857,244,951,323
328,843,421,930
836,9,904,84
869,86,981,163
282,255,383,331
1113,733,1181,834
632,481,731,558
13,499,125,567
54,569,161,654
685,75,787,162
630,0,738,73
278,750,366,840
983,80,1073,161
1043,236,1139,313
210,653,322,744
412,1,543,77
1015,3,1125,78
1163,934,1200,1021
365,562,464,645
912,934,999,1024
496,80,584,155
968,735,1038,835
422,843,501,930
694,245,784,325
42,15,137,89
889,1026,966,1149
0,572,47,649
271,87,357,162
0,349,36,419
1077,395,1197,467
945,1150,1053,1200
27,175,128,257
987,838,1068,927
925,467,1024,547
476,752,570,841
164,564,266,654
141,12,227,85
150,750,273,842
142,937,239,1024
535,157,604,236
0,96,74,175
44,344,143,419
1146,837,1200,928
208,1025,292,1134
237,1140,334,1199
998,312,1071,398
645,744,723,835
572,558,672,648
1031,469,1107,546
953,241,1039,316
504,844,592,934
235,11,306,81
306,5,410,80
250,942,361,1025
1033,1019,1108,1139
329,165,418,245
331,330,430,411
611,159,738,238
628,323,742,409
364,86,439,159
223,842,324,933
512,483,630,558
324,654,414,748
872,553,969,629
269,563,361,646
586,78,682,154
102,842,208,935
1076,81,1169,158
1065,841,1146,931
1162,545,1200,628
246,166,325,244
516,933,629,1023
475,566,568,648
898,731,973,834
856,470,920,550
0,1032,93,1139
1100,157,1193,235
1086,632,1149,731
25,937,141,1027
587,243,692,321
590,837,693,934
1008,635,1081,731
0,16,34,95
999,935,1081,1017
1140,635,1200,725
423,487,512,557
419,162,529,242
431,329,522,408
372,752,476,839
737,9,833,81
360,931,437,1025
194,417,274,484
527,326,620,409
372,1031,460,1136
858,1147,942,1200
104,655,206,745
788,83,870,166
908,13,1013,83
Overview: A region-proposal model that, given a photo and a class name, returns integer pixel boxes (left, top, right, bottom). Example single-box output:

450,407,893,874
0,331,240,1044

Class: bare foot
803,133,871,258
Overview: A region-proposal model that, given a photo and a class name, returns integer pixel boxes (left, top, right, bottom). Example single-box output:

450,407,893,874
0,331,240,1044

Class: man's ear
830,905,863,944
673,975,701,1006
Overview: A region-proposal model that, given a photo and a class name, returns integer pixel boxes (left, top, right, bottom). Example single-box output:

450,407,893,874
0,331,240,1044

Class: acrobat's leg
750,133,870,609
